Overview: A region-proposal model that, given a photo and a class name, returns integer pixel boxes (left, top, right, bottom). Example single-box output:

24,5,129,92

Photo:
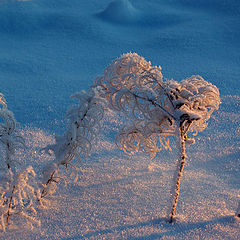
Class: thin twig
131,91,176,120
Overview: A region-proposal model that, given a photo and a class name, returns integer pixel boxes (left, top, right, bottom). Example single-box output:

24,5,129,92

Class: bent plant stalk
41,170,57,198
6,185,15,225
169,121,188,223
40,91,104,199
5,138,15,225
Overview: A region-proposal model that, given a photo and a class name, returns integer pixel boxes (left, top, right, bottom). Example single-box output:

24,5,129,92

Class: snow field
0,0,239,239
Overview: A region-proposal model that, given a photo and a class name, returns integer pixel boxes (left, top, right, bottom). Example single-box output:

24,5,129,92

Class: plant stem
41,170,56,198
6,185,15,225
132,92,176,121
169,124,186,223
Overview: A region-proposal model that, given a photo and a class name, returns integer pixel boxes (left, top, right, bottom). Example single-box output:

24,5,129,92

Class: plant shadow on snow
74,169,162,192
61,218,167,240
62,215,237,240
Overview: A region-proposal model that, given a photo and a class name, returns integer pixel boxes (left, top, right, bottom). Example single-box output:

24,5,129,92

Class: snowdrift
96,0,141,24
96,0,186,27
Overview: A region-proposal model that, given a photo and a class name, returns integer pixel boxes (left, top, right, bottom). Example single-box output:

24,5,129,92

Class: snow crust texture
0,96,239,239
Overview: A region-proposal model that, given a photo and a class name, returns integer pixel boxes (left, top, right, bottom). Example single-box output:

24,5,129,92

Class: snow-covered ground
0,0,239,239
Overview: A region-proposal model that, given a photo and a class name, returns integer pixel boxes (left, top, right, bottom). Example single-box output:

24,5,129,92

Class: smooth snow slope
0,0,239,131
0,0,239,239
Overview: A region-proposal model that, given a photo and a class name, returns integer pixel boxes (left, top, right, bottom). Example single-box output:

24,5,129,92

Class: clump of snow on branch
41,88,105,197
168,75,221,134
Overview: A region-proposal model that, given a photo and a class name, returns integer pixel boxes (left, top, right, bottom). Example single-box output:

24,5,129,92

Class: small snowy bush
41,88,105,197
0,167,40,231
94,53,220,222
0,94,40,231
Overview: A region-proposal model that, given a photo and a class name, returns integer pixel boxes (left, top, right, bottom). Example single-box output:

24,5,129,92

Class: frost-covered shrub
41,88,105,197
0,94,40,231
94,53,220,222
0,95,25,170
0,167,40,231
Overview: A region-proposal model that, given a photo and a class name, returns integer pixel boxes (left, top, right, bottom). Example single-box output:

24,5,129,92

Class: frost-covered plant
41,88,105,197
0,94,25,170
94,53,220,222
0,167,40,231
0,94,40,231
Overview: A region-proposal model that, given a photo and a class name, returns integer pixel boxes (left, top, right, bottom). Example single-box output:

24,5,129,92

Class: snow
0,0,239,239
96,0,141,24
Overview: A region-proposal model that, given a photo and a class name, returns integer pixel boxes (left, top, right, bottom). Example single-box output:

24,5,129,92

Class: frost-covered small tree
41,88,105,198
0,93,40,231
94,53,220,222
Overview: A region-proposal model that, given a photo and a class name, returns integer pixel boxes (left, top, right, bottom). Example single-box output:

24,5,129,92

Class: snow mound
96,0,187,28
96,0,141,24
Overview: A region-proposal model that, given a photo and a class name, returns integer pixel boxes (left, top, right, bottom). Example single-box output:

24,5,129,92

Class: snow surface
0,0,239,239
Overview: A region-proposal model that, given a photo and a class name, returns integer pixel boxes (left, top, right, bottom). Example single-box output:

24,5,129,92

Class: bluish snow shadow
62,216,238,240
62,218,167,240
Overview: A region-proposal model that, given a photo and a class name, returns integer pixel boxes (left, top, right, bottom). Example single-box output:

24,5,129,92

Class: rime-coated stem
236,201,240,218
41,96,95,198
41,104,88,198
6,185,15,225
169,124,186,223
41,171,56,198
6,141,11,169
131,92,176,120
6,138,14,225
